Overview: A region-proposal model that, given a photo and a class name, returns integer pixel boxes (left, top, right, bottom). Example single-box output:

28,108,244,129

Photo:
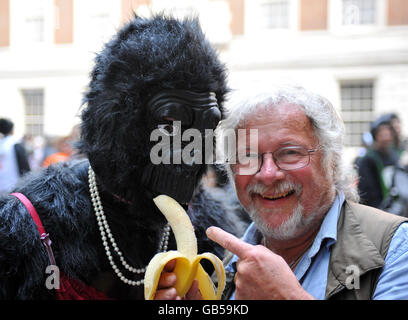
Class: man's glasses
233,145,319,175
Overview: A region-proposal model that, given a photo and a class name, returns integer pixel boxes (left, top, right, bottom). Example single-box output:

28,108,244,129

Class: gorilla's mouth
141,163,200,205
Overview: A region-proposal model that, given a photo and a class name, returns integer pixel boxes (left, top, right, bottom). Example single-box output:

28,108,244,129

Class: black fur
0,14,236,299
79,14,228,203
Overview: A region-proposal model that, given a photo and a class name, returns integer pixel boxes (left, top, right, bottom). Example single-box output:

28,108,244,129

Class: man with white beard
204,86,408,300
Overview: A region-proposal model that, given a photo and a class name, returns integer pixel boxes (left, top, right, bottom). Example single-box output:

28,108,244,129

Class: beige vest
326,201,407,300
221,201,408,300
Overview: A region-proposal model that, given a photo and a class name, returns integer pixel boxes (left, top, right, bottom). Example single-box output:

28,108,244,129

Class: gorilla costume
0,14,238,299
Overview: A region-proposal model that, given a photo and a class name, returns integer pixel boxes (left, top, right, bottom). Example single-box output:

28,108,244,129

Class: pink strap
11,193,46,237
11,192,57,266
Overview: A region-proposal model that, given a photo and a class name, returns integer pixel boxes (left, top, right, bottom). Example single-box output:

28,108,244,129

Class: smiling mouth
260,190,295,201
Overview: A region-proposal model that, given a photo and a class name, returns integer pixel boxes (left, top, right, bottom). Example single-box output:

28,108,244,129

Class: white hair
216,85,359,202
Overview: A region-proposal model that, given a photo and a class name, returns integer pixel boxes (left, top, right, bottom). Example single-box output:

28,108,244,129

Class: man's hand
153,259,203,300
206,226,314,300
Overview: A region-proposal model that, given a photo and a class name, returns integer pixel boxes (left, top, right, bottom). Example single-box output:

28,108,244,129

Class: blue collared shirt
226,192,408,299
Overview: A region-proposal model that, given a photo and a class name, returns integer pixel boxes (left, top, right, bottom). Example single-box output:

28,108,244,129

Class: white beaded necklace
88,165,170,286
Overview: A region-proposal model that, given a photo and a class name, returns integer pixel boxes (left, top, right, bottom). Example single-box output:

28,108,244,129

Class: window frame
328,0,387,34
10,0,54,47
21,88,45,137
244,0,299,35
339,80,375,147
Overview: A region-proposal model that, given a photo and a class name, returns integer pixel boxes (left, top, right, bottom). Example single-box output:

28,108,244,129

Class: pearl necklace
88,165,170,286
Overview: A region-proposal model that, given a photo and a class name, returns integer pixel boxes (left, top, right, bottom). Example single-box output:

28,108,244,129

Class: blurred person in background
387,113,407,161
41,135,58,163
0,118,31,192
67,124,85,160
42,135,73,167
22,135,46,171
31,136,46,170
22,134,34,167
357,115,400,209
361,113,408,217
41,125,83,168
354,131,374,168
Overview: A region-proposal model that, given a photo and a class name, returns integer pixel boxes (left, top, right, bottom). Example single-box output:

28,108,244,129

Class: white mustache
246,180,302,197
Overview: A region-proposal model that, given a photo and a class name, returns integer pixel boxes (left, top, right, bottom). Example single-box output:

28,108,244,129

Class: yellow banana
144,195,226,300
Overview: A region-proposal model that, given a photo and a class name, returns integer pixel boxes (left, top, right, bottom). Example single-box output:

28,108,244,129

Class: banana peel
144,195,225,300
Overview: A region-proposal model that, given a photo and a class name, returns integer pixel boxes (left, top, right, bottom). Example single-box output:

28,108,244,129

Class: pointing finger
206,226,253,258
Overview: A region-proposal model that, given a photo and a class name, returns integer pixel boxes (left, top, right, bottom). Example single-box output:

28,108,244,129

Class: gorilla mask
143,89,221,203
79,14,228,205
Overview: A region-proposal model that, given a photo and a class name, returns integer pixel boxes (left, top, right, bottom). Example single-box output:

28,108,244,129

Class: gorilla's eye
158,123,179,136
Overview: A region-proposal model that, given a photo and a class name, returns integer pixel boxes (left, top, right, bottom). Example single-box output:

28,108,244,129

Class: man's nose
255,154,285,182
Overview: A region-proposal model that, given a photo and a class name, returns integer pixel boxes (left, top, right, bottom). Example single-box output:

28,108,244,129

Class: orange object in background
42,136,73,167
42,152,70,167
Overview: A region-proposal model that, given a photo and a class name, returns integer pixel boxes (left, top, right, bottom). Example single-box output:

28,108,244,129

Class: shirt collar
225,192,345,272
306,191,345,259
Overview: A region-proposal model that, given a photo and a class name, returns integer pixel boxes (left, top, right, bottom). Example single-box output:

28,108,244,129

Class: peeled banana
144,195,226,300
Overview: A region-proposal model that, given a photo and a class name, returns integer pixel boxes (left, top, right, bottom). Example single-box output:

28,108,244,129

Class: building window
342,0,376,25
25,10,44,42
21,0,46,43
340,81,374,147
78,0,120,50
260,0,289,29
22,89,44,137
